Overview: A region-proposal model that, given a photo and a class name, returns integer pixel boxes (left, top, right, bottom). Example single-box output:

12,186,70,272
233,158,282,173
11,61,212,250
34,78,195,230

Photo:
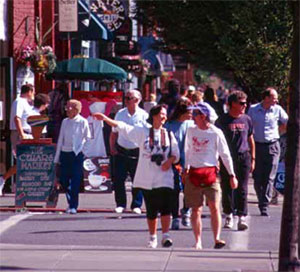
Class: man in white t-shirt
0,84,35,195
110,90,148,214
183,102,238,250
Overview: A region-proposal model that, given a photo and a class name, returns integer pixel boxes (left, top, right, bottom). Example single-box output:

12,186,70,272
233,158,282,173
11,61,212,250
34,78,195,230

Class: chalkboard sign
15,144,56,207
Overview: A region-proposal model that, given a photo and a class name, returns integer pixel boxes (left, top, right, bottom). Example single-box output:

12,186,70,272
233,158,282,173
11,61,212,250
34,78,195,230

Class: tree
136,0,293,100
278,1,300,271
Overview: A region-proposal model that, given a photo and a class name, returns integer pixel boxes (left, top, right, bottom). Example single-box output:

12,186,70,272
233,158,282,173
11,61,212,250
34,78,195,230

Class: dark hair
169,98,192,121
204,87,218,102
147,104,168,125
227,91,248,107
34,93,50,108
167,79,180,96
21,84,34,95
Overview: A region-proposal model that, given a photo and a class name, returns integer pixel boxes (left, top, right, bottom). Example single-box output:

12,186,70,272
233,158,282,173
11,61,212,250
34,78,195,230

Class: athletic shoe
261,211,270,217
0,176,4,196
171,218,180,230
148,237,158,249
161,235,173,247
237,216,248,231
224,214,233,229
115,207,124,214
66,208,77,214
132,207,142,214
181,214,191,227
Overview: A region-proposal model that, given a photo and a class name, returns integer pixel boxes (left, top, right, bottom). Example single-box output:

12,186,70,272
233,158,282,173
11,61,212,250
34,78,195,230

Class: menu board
15,144,56,207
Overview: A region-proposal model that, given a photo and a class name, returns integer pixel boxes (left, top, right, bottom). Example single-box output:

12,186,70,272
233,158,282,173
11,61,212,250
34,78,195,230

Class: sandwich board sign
15,143,57,208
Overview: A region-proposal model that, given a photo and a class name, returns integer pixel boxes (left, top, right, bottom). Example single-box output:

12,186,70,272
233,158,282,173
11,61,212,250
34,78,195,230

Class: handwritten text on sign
16,144,55,206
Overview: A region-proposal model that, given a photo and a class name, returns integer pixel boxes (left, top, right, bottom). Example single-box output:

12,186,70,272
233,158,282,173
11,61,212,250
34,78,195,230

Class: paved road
0,187,283,272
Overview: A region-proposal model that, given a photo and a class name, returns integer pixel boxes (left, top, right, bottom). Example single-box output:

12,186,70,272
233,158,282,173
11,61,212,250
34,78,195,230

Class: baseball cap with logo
188,102,210,120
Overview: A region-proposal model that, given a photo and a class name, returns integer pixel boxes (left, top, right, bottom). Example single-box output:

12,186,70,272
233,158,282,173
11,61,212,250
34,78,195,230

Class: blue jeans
112,154,143,209
59,151,84,209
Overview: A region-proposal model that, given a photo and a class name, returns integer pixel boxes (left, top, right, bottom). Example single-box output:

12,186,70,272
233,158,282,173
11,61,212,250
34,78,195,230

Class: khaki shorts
11,130,32,157
184,175,221,208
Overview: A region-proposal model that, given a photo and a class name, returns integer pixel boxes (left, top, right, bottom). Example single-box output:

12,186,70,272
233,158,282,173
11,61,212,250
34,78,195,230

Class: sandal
214,240,226,249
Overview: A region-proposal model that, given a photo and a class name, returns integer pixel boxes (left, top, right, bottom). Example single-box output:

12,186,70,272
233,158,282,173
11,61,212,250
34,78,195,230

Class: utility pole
278,1,300,271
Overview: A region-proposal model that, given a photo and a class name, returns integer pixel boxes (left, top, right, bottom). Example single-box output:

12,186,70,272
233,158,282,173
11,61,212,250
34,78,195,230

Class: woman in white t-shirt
93,105,180,249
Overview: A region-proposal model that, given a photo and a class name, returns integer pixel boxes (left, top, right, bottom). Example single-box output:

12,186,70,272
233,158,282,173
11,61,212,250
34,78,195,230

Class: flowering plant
16,18,57,73
17,45,56,74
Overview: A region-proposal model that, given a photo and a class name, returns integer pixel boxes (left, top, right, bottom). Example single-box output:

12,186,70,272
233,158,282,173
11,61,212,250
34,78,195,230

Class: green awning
46,58,127,81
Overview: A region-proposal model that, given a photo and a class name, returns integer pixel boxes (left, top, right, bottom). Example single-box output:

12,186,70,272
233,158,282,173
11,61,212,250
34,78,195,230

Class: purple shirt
216,113,253,156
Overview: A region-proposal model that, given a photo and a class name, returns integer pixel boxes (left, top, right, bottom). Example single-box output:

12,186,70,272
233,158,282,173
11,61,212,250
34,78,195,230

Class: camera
151,154,165,166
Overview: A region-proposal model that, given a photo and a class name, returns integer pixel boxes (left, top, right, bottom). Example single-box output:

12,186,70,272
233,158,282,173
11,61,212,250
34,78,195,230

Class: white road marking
228,216,250,250
0,214,32,235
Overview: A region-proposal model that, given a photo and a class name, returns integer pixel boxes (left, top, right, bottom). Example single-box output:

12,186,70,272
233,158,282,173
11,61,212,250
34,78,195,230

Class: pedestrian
54,99,91,214
110,90,148,214
204,87,224,117
158,79,181,117
93,104,180,248
190,91,219,123
143,93,157,113
0,84,35,196
183,102,238,249
247,87,288,216
46,82,69,143
164,97,194,229
216,90,255,230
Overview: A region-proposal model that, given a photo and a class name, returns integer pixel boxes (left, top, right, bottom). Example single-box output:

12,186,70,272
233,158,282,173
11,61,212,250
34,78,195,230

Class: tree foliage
136,0,293,101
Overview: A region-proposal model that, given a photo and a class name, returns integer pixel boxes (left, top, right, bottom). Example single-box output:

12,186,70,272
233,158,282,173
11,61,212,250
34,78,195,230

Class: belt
116,143,139,158
23,130,32,135
255,140,278,145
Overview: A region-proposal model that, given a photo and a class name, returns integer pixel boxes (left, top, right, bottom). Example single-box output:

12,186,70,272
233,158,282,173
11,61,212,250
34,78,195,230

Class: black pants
113,153,143,209
220,151,251,216
142,187,173,220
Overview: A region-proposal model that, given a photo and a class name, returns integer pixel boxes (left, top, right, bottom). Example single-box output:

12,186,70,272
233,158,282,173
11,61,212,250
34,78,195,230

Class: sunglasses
125,96,135,101
239,101,247,106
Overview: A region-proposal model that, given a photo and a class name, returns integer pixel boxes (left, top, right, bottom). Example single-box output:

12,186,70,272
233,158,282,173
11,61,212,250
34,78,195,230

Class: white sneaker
148,237,158,248
224,214,233,229
132,207,142,214
238,216,248,231
115,207,124,214
0,176,5,196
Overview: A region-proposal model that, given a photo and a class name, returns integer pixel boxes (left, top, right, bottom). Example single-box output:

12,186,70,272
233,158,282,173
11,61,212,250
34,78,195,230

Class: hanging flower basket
16,45,56,74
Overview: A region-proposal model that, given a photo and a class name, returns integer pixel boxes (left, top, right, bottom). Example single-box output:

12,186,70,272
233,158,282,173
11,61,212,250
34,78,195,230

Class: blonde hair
150,93,156,102
69,99,82,113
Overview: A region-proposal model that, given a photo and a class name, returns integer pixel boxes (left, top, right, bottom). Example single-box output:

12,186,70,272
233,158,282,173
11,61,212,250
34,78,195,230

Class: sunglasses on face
125,96,135,101
239,101,247,106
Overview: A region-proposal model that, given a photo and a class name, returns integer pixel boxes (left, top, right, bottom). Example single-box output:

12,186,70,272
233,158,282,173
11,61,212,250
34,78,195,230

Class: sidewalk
0,180,283,272
0,179,283,213
0,243,278,272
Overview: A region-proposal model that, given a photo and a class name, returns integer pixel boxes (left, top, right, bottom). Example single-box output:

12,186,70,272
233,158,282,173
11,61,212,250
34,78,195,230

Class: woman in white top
93,104,180,249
